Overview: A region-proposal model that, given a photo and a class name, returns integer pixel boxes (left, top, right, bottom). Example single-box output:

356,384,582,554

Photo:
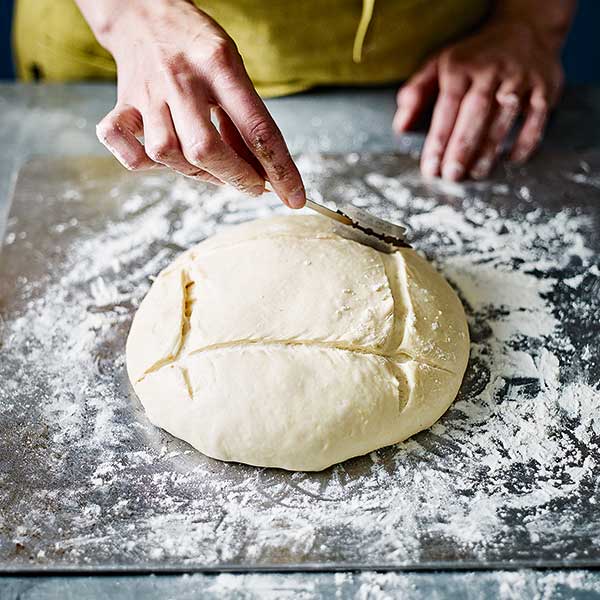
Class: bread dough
126,215,469,471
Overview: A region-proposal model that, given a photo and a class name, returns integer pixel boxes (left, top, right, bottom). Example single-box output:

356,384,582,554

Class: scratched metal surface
0,153,599,573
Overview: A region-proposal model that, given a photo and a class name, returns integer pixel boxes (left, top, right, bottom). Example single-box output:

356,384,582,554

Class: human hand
393,18,567,181
86,0,305,207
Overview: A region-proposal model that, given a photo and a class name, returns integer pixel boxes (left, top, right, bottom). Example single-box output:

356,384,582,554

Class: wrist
490,1,576,53
94,1,159,51
77,0,185,53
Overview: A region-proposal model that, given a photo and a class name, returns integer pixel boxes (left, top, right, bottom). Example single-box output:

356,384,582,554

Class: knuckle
531,94,549,112
506,67,526,86
146,136,179,162
530,78,551,100
473,77,497,97
439,75,468,101
441,89,465,105
497,91,521,108
204,37,238,71
247,119,280,155
96,117,120,143
162,54,198,91
248,119,276,144
443,53,471,75
442,48,461,66
187,136,220,165
529,72,546,87
470,89,493,109
484,63,501,78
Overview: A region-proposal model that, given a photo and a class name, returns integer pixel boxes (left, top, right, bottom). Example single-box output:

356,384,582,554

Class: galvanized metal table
1,83,600,598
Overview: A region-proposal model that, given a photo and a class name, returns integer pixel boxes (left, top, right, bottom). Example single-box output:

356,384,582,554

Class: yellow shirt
13,0,490,97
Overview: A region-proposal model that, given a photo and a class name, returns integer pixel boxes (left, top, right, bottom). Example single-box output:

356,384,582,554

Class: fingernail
442,161,465,182
249,184,265,197
470,157,493,180
288,188,306,209
421,156,440,178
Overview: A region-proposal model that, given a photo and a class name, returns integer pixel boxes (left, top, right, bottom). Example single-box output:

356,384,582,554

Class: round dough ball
126,215,469,471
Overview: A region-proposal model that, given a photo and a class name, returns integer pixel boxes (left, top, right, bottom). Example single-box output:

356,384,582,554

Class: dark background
0,1,599,83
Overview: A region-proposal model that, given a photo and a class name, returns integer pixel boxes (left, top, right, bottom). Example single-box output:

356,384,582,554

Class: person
13,0,575,208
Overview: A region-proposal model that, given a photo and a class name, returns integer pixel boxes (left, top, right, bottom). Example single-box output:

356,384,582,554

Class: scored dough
126,215,469,471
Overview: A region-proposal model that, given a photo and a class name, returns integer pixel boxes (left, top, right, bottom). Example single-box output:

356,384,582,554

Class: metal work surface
1,152,599,572
4,570,600,599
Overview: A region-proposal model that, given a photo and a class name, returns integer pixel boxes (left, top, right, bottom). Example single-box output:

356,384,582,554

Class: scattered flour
1,155,599,570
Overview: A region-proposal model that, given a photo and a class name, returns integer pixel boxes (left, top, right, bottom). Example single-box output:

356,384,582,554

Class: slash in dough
126,215,469,471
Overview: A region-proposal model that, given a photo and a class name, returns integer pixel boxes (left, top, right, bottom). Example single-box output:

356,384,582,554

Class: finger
496,73,528,107
393,59,439,133
470,90,521,180
420,73,469,178
168,92,265,196
96,104,156,171
214,107,266,180
510,86,549,164
441,75,498,181
184,170,224,185
212,79,306,208
143,104,222,185
548,66,565,108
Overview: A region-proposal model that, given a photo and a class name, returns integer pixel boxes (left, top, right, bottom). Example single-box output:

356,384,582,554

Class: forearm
491,0,577,52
